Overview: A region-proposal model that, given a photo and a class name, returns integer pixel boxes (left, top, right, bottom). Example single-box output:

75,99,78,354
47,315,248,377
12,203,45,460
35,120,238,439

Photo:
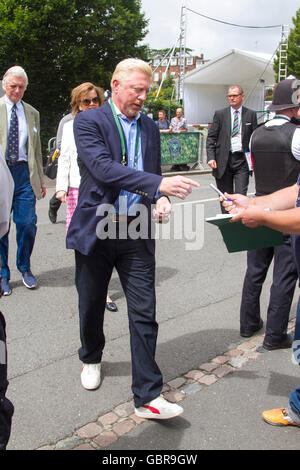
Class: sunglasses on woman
81,97,100,105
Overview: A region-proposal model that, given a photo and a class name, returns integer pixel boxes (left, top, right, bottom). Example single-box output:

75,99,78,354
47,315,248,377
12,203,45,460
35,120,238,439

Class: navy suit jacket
66,102,163,256
206,106,257,179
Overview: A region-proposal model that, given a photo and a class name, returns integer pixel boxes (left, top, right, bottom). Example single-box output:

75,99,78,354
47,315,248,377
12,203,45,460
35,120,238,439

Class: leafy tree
273,8,300,81
144,74,181,120
0,0,149,152
287,8,300,78
159,75,176,100
144,97,182,122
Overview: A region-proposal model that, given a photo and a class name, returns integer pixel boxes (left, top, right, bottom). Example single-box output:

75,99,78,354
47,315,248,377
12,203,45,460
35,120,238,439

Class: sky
140,0,299,60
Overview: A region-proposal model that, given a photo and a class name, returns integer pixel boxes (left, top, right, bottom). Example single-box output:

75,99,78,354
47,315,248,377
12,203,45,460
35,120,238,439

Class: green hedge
144,97,183,121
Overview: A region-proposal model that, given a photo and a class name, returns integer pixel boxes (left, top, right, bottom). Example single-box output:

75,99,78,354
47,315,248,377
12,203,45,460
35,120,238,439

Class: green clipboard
206,214,284,253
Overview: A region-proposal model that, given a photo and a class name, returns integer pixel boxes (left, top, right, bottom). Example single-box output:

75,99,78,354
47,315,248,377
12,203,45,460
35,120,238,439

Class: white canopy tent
183,49,276,125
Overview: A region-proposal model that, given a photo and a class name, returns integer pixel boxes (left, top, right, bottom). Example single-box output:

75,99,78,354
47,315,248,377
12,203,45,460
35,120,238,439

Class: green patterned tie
231,110,239,137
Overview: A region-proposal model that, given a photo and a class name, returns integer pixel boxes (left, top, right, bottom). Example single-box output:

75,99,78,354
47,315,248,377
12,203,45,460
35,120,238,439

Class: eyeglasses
81,97,100,105
227,94,241,98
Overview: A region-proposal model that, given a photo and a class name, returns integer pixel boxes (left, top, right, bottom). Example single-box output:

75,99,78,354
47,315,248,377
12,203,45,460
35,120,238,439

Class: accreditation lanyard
109,99,140,167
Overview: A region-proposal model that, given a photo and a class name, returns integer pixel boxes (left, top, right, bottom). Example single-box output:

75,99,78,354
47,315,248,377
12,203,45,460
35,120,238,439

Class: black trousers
75,237,163,408
240,236,298,344
215,152,249,213
0,311,14,450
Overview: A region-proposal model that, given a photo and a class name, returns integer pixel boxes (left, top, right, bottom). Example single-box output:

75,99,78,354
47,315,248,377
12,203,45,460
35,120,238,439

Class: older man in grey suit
0,66,46,295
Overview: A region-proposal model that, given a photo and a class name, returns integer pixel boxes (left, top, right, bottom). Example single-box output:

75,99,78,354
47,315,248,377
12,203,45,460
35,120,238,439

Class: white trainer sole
135,406,183,420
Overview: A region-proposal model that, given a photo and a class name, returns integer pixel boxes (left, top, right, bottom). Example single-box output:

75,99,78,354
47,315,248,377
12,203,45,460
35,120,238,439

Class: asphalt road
2,173,299,450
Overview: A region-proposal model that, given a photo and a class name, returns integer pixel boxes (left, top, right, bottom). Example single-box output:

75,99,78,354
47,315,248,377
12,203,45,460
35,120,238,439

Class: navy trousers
0,311,14,450
0,163,37,280
240,236,298,344
75,237,163,408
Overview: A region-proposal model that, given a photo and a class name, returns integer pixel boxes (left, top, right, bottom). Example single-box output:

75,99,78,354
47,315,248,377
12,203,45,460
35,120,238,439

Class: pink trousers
66,187,79,232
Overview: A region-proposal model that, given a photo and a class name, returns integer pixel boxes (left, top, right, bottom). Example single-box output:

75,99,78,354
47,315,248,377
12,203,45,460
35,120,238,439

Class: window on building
171,57,177,66
154,72,159,82
186,57,193,66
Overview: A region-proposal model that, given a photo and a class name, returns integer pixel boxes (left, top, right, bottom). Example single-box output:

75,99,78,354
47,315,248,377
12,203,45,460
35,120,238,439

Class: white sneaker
135,396,183,420
81,363,101,390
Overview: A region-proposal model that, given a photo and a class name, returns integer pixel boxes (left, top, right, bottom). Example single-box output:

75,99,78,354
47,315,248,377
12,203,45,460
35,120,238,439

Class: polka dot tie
7,104,19,163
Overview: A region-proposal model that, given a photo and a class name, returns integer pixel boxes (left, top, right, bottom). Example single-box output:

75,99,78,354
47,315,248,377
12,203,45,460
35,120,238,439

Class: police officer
239,78,300,350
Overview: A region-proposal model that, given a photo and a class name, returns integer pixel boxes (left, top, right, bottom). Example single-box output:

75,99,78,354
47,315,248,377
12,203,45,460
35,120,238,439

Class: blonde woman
56,82,104,229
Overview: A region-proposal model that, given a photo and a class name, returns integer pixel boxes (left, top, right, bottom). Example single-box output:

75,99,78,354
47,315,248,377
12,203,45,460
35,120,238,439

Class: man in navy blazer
206,85,257,211
67,58,199,420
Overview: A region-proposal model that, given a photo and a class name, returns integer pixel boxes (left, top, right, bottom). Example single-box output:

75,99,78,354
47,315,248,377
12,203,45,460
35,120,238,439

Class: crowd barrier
45,126,210,171
161,128,208,170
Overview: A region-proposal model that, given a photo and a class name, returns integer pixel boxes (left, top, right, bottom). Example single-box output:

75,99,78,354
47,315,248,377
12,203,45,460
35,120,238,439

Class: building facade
151,53,205,84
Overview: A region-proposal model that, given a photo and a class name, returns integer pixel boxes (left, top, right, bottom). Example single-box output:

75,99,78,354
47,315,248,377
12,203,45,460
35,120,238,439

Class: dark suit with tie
67,102,164,407
206,106,257,205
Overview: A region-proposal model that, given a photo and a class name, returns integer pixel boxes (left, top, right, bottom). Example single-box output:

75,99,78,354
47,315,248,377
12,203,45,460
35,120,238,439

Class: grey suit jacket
206,106,257,179
0,96,44,199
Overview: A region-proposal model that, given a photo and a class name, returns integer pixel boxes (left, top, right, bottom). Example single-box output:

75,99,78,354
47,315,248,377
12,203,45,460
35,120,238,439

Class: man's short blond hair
111,58,152,88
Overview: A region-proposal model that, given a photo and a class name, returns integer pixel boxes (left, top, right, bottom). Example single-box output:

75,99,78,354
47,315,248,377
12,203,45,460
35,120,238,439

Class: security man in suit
67,58,199,420
0,66,46,295
206,85,257,211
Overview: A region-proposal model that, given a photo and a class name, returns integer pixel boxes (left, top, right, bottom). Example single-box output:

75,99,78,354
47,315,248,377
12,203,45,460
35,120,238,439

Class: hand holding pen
209,184,255,214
